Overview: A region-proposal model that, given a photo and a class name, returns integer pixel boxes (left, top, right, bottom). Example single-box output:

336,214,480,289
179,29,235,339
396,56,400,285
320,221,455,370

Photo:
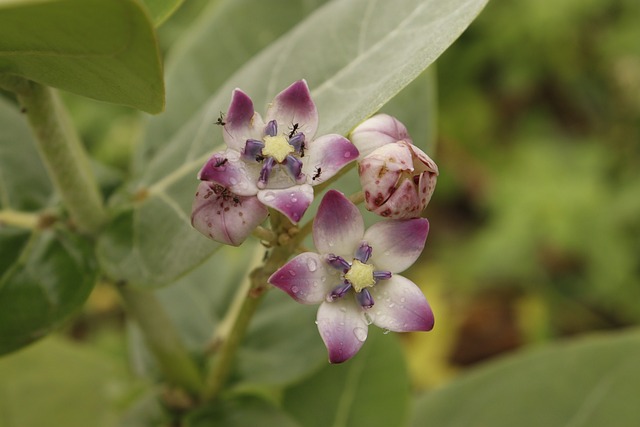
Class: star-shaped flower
269,190,434,363
193,81,359,246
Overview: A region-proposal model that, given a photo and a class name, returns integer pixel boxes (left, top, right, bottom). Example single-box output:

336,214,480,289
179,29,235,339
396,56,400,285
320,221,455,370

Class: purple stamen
288,133,305,152
258,157,275,188
373,270,392,281
326,254,351,272
265,120,278,137
243,139,265,162
283,155,305,183
354,242,373,263
327,281,352,302
356,288,374,309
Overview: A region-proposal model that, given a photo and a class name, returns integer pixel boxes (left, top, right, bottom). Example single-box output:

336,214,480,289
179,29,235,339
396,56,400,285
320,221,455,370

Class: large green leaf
411,329,640,427
0,227,97,355
141,0,186,26
186,395,300,427
282,328,411,427
0,337,130,427
99,0,487,287
0,0,163,113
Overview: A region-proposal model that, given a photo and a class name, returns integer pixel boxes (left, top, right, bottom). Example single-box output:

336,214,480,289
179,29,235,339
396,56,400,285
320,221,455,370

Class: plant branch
3,76,107,234
117,284,204,397
0,210,40,230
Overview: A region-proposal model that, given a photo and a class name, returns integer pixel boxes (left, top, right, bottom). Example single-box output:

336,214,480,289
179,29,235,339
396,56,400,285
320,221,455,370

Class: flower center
345,259,375,292
262,134,294,163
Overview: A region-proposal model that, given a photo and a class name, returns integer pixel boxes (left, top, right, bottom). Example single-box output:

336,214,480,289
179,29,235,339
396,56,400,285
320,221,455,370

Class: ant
214,157,228,167
288,123,300,138
299,140,306,158
215,112,226,126
312,166,322,181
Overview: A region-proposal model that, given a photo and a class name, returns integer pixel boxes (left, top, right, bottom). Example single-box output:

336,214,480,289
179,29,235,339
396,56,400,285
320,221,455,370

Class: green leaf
186,395,300,427
141,0,185,26
410,329,640,427
100,0,487,287
0,227,97,355
0,97,51,211
0,337,129,427
282,328,411,427
0,0,164,113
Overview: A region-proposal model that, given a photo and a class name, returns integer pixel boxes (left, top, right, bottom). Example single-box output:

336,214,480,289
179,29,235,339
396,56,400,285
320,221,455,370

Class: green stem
202,213,296,402
1,76,107,234
117,285,204,397
0,210,40,230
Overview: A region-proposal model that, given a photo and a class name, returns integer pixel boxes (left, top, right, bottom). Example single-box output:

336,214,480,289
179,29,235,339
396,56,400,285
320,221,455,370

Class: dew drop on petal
288,270,296,277
229,177,238,185
383,329,391,335
353,327,368,342
291,285,299,293
364,312,374,325
400,297,406,303
263,191,276,202
344,151,352,158
307,258,318,272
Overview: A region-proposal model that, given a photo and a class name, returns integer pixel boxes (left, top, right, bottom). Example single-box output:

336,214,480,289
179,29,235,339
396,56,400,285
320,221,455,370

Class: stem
202,213,296,402
117,285,204,397
0,210,39,230
1,76,107,234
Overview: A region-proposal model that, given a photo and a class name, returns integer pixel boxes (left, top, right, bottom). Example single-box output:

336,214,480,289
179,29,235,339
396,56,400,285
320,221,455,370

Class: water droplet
400,297,406,303
383,329,391,335
291,196,298,203
344,151,352,158
314,320,319,325
229,177,238,185
307,258,317,272
263,191,275,202
364,312,374,325
288,270,296,277
339,307,347,313
321,276,326,283
353,327,368,342
291,285,299,293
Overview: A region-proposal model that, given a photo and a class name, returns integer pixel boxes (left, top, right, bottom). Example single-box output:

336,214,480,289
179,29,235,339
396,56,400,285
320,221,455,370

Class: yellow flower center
345,260,375,292
262,134,294,163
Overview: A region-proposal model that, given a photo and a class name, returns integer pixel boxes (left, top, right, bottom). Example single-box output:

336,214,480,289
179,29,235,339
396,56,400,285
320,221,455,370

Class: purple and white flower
269,190,434,363
192,81,359,245
350,114,439,219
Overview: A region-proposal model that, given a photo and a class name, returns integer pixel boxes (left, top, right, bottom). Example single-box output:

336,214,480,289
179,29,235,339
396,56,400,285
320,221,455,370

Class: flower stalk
1,76,107,234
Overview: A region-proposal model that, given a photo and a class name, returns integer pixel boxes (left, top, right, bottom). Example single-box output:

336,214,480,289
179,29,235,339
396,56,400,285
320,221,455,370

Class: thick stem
0,210,39,230
4,76,107,234
202,213,296,402
118,285,204,397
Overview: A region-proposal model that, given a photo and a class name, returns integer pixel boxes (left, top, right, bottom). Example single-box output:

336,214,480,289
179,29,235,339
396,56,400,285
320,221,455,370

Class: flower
268,190,434,363
192,81,359,246
350,114,439,219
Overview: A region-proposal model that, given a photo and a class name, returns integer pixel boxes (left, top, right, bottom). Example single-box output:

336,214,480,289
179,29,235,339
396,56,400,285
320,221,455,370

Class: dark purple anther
326,254,351,272
327,281,352,301
283,155,304,182
288,133,305,152
258,157,275,187
265,120,278,137
356,288,374,309
373,270,392,281
243,139,265,162
354,242,373,263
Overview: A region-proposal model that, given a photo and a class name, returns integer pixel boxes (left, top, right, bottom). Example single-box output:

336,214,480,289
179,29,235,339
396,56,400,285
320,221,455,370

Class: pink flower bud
357,135,438,219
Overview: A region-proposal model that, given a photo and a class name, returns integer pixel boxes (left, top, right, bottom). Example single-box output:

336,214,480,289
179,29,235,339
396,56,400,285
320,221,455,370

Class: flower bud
352,115,438,219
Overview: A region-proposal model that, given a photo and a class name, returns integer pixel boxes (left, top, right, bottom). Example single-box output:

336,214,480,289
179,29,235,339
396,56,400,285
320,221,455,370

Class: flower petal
191,182,268,246
317,298,369,363
350,114,411,159
223,89,265,152
370,179,423,219
257,184,314,223
369,275,434,332
268,252,337,304
364,218,429,273
265,80,318,138
314,190,364,258
197,150,259,196
302,134,359,185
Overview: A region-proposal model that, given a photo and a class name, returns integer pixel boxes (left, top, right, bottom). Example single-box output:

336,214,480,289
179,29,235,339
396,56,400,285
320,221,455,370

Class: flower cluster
192,81,438,363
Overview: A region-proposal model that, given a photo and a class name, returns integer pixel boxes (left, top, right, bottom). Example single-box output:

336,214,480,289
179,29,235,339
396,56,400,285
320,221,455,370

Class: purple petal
369,275,434,332
223,89,265,152
265,80,318,139
257,184,314,223
317,298,369,363
313,190,364,258
268,252,336,304
364,218,429,273
350,114,411,159
191,182,268,246
303,134,359,185
197,150,259,196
